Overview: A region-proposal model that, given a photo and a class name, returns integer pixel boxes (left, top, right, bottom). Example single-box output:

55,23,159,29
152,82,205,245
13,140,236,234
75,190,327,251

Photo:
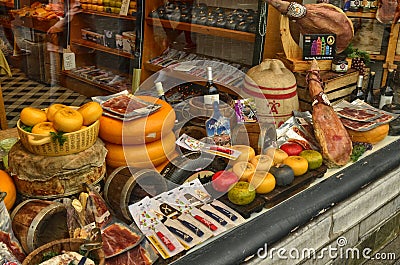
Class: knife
184,194,227,226
153,210,193,243
159,203,204,237
210,203,238,221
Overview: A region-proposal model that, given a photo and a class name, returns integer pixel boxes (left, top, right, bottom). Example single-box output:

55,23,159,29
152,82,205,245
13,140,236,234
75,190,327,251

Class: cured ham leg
265,0,354,53
376,0,398,24
307,60,352,167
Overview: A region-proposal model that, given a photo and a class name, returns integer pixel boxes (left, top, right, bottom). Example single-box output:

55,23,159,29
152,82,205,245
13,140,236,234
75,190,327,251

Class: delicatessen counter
1,60,400,265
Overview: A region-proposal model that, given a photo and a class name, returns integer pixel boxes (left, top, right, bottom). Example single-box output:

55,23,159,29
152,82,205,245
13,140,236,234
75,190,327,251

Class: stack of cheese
99,96,177,171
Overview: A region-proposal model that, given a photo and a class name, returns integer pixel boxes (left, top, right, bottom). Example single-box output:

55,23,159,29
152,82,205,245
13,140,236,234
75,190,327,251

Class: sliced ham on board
265,0,354,53
307,60,353,167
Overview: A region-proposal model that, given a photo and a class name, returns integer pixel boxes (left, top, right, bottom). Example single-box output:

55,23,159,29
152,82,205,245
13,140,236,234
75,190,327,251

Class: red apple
280,142,304,156
211,170,239,193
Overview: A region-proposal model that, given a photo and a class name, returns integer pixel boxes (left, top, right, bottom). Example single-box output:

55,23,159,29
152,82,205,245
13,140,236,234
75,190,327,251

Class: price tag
63,47,76,70
119,0,130,16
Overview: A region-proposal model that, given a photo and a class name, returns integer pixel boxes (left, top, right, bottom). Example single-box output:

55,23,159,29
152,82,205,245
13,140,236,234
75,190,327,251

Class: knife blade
184,193,227,226
210,203,238,221
159,203,204,237
153,210,193,243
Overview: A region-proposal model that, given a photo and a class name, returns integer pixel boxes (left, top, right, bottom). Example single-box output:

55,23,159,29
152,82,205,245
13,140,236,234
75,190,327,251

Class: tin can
331,58,349,73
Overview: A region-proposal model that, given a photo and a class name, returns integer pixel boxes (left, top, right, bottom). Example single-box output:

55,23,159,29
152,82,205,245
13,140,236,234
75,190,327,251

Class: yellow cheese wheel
346,123,389,144
231,145,256,164
105,131,176,168
99,96,176,145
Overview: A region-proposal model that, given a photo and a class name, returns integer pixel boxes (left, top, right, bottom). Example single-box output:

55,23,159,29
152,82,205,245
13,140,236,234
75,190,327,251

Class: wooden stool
0,86,7,130
0,49,11,130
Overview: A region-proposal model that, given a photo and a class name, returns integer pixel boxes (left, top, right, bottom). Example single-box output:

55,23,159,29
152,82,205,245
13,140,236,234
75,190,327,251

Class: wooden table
0,128,18,140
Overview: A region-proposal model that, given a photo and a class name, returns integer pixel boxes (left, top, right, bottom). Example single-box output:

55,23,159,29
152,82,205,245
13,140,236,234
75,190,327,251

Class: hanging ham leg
265,0,354,53
307,60,352,167
376,0,398,24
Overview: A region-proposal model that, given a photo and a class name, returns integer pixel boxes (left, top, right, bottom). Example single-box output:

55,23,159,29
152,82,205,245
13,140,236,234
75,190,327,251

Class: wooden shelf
11,16,58,32
345,11,376,18
81,10,136,21
143,61,240,97
0,1,14,8
146,17,255,43
370,54,386,61
62,70,121,94
71,39,134,59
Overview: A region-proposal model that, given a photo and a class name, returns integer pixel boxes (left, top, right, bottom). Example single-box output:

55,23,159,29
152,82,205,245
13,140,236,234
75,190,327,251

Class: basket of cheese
17,102,103,156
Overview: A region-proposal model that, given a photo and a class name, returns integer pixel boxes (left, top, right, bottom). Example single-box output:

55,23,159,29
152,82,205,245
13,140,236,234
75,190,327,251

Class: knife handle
156,231,175,251
211,204,238,221
194,215,218,231
167,226,193,243
178,219,204,237
203,210,227,226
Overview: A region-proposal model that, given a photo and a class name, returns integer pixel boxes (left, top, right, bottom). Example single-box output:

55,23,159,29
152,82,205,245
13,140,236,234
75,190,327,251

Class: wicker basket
22,238,105,265
17,119,100,156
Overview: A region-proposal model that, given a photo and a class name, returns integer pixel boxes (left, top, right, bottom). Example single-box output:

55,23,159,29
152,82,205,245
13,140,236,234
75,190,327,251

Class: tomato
211,170,239,193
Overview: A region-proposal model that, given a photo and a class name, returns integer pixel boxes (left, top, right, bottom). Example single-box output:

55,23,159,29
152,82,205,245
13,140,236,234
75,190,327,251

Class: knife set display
129,179,245,259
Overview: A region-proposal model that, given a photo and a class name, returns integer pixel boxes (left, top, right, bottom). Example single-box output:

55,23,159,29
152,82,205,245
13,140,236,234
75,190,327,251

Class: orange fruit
53,108,83,132
249,171,276,194
20,107,47,127
0,170,16,211
283,156,309,176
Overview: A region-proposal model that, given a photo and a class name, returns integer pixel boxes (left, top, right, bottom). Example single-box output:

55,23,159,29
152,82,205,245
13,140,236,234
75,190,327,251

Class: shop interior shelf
143,61,240,97
81,9,136,20
62,70,122,94
0,1,13,8
345,11,376,18
11,16,58,32
71,39,134,59
146,17,256,43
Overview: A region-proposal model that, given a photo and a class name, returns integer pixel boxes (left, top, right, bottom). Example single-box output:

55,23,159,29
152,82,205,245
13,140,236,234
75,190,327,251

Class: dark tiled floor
0,68,89,128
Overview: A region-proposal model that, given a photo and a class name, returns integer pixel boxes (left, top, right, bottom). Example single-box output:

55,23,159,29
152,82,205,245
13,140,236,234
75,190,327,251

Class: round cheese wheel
346,123,389,144
99,96,176,145
105,131,176,169
230,145,255,164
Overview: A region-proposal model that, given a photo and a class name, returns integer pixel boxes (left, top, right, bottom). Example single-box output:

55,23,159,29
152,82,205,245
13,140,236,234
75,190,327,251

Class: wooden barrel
104,166,168,223
11,199,69,254
244,59,299,128
22,238,105,265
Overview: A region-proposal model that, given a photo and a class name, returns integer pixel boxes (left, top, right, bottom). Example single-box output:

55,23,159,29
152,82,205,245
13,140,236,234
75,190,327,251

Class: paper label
119,0,130,16
63,51,76,70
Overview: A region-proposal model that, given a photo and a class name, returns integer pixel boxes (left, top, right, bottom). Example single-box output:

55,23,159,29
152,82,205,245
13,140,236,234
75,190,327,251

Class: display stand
275,15,332,72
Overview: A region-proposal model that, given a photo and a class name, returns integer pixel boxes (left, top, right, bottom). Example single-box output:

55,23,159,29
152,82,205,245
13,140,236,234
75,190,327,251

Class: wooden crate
296,68,359,111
